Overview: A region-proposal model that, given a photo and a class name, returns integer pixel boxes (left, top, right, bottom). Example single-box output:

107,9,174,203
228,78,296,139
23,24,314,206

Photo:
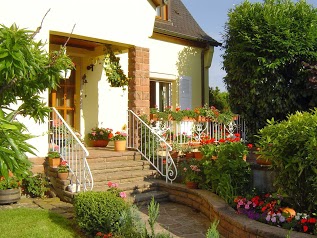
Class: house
1,0,220,167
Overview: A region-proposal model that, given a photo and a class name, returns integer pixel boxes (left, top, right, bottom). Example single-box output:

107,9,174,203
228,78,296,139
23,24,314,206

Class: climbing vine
103,46,129,89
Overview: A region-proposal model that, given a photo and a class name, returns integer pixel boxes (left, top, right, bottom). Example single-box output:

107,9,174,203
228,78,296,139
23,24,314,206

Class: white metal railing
127,110,177,183
49,108,93,192
149,115,246,146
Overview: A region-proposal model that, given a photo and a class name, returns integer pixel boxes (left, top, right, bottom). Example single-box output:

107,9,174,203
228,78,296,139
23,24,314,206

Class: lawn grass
0,208,84,238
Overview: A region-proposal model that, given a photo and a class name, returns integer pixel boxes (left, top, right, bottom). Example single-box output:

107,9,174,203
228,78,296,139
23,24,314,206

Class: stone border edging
155,181,315,238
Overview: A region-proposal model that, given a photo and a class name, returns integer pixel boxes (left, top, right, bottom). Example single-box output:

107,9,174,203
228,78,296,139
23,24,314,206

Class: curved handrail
49,107,93,191
127,110,177,183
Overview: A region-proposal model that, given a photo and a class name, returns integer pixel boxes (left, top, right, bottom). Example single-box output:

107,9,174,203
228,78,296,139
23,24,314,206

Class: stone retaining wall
156,181,315,238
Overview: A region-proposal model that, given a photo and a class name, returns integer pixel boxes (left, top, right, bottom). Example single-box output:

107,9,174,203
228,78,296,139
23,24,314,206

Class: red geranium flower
303,225,309,232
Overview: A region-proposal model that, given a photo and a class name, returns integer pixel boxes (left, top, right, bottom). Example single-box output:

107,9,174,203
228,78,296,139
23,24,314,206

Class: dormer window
155,0,169,21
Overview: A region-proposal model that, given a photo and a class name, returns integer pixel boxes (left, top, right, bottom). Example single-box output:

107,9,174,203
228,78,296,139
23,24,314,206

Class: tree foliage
0,22,73,178
222,0,317,139
0,23,73,122
209,86,230,111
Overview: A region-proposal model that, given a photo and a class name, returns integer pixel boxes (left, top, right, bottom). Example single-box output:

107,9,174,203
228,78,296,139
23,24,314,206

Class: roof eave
154,27,221,47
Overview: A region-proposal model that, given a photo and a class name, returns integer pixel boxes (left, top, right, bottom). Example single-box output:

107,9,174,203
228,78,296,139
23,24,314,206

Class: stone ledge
154,180,315,238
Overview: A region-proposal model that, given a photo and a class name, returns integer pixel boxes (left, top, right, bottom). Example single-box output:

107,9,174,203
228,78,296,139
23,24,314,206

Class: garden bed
155,180,316,238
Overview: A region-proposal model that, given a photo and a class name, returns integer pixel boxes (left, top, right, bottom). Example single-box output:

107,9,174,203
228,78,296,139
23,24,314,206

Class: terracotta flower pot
114,140,126,151
194,151,203,160
91,140,109,147
49,157,61,168
185,181,198,189
58,172,69,180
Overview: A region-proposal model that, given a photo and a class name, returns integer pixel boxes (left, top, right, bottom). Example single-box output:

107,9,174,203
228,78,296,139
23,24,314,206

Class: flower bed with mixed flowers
234,193,317,235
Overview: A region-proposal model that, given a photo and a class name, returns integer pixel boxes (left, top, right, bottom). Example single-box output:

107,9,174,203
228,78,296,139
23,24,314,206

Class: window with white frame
150,80,172,111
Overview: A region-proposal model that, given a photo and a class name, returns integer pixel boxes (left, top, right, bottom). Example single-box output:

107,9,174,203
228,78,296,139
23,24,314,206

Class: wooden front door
50,69,76,128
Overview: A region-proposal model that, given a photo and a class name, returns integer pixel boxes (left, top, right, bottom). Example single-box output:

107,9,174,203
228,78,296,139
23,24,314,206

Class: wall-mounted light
86,64,95,71
82,74,88,84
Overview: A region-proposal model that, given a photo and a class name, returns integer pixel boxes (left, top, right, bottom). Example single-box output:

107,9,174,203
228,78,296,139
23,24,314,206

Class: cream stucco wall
0,1,213,157
0,0,156,157
147,38,203,109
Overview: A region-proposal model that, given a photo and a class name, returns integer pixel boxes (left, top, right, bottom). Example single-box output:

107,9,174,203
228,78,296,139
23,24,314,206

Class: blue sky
182,0,317,91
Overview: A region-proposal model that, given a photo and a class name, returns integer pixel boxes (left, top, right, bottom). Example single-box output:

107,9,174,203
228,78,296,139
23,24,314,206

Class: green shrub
201,140,251,205
73,191,130,236
22,173,49,198
256,110,317,211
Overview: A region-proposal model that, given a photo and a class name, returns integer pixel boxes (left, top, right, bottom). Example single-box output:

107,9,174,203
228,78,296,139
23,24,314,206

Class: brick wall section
155,181,315,238
128,46,150,115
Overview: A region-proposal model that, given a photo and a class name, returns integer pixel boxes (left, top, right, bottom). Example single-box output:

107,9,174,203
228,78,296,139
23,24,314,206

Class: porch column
128,46,150,115
128,46,150,148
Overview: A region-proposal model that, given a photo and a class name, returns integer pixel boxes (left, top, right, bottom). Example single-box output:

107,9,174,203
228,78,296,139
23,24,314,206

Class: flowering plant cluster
107,181,126,199
234,193,317,234
95,231,112,238
109,131,127,141
88,127,113,141
149,105,234,124
199,133,250,161
57,160,69,173
180,158,202,183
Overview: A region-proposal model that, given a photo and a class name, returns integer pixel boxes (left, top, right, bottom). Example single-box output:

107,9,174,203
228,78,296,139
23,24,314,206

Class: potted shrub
87,127,113,147
0,176,21,204
57,160,69,180
47,151,61,168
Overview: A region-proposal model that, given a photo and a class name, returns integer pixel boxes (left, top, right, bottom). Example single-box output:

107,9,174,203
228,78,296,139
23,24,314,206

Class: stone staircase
48,146,169,204
88,147,170,204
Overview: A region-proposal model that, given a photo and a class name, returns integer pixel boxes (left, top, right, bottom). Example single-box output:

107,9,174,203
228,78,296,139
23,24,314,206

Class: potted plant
0,176,21,204
110,131,127,151
180,158,202,189
47,151,61,168
170,142,181,158
182,143,194,159
57,160,69,180
87,127,113,147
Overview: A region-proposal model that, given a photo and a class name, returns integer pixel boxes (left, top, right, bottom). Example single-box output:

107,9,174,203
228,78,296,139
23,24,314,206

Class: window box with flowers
110,131,127,152
87,127,113,147
57,160,69,180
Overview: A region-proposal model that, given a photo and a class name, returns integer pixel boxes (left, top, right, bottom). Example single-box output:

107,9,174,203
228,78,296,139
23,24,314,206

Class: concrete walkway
0,197,210,238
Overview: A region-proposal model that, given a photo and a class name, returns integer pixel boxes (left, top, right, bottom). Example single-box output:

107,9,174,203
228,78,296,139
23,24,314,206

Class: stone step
87,148,141,161
89,160,151,172
93,180,159,195
92,169,158,184
131,190,169,205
